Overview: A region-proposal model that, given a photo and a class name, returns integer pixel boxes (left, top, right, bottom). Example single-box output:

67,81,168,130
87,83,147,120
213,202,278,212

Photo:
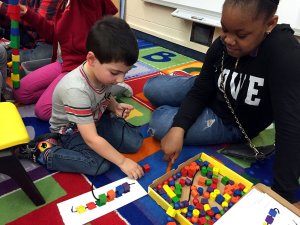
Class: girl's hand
161,127,185,163
115,103,134,119
19,3,28,16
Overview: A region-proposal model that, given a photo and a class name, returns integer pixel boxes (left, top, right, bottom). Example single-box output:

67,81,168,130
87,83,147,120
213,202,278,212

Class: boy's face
90,55,132,85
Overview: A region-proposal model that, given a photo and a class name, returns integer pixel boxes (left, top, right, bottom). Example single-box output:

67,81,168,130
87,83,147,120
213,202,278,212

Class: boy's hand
115,103,133,119
118,157,144,180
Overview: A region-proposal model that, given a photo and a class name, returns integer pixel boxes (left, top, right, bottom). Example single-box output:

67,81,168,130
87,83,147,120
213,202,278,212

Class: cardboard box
148,153,300,224
148,153,254,225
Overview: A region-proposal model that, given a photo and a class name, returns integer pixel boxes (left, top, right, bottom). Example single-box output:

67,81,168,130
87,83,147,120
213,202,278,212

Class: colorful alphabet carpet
1,39,298,225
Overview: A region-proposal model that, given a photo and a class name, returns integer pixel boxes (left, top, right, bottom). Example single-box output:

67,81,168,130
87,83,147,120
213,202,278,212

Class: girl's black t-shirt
172,24,300,202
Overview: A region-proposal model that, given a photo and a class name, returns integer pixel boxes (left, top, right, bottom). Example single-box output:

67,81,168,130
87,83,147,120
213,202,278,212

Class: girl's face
220,5,277,58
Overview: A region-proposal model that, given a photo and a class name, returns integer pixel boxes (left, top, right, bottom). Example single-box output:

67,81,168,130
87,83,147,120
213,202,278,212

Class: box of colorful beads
148,153,253,225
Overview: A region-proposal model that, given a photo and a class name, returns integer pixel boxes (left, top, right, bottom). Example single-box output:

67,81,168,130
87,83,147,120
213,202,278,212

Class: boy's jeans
44,113,143,176
143,75,243,145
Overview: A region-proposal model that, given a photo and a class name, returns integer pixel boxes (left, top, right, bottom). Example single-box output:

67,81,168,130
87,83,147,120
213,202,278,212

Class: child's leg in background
96,113,144,153
19,42,53,62
34,71,68,121
143,75,196,107
14,61,62,105
148,106,243,145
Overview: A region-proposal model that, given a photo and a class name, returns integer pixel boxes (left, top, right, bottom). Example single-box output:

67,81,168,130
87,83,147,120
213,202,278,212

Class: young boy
18,16,144,180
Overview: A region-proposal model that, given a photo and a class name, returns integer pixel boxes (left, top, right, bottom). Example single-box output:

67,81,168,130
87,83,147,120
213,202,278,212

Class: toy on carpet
148,153,253,225
143,163,151,173
71,181,133,214
69,164,150,215
57,177,147,225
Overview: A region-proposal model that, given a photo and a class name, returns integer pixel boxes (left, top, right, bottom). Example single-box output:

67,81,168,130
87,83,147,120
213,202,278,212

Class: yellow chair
0,102,45,206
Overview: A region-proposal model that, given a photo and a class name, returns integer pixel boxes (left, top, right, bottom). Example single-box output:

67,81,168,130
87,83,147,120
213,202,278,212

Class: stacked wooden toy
7,0,20,88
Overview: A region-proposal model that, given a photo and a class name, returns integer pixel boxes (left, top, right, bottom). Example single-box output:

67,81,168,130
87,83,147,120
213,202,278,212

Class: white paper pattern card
57,177,147,225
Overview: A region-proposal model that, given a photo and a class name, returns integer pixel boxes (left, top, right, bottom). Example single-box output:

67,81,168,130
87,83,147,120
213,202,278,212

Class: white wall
144,0,300,36
125,0,299,54
126,0,220,54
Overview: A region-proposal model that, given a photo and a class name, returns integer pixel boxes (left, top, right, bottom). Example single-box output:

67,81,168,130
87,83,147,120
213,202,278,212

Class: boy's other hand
119,157,144,180
161,127,184,163
115,103,133,118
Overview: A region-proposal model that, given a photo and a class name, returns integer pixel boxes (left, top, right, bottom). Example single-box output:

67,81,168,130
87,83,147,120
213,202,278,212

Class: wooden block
143,164,150,173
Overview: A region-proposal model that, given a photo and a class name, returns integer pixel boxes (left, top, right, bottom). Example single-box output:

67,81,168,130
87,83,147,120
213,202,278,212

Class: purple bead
195,159,202,166
207,171,213,178
228,180,235,185
122,182,130,193
200,210,206,216
207,186,214,193
158,188,166,195
185,178,192,186
182,200,189,208
179,202,185,208
265,215,274,224
201,198,208,204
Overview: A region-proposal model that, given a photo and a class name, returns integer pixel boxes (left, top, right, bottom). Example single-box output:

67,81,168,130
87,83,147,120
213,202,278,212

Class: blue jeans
7,41,53,62
43,113,143,175
20,42,53,62
143,75,243,145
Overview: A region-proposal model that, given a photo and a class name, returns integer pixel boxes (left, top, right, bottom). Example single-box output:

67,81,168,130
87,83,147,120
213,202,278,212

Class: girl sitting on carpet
144,0,300,208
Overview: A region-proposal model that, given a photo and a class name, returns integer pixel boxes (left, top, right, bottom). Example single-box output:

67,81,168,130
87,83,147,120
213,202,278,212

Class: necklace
219,51,263,159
